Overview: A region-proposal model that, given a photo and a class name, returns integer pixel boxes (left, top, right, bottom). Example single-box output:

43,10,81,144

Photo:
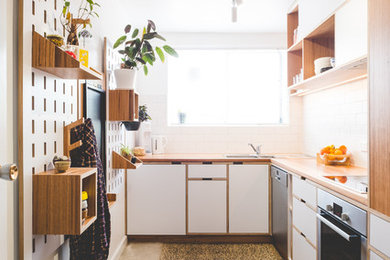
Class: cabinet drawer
188,165,227,178
188,180,227,233
370,213,390,257
292,175,317,208
293,227,317,260
293,197,317,245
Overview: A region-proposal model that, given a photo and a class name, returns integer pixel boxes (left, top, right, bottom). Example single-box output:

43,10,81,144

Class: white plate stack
314,57,333,75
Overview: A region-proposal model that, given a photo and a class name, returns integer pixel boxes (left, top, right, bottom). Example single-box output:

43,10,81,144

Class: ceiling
100,0,289,34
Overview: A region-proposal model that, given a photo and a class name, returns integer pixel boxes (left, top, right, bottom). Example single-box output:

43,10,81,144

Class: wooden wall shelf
112,151,142,170
287,3,299,49
107,193,117,209
33,168,97,235
32,31,103,80
109,89,139,122
289,56,367,96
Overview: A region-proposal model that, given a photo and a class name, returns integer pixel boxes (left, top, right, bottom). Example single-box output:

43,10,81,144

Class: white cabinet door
127,165,186,235
292,228,317,260
292,175,317,209
370,250,385,260
188,164,227,178
370,213,390,257
299,0,346,38
229,165,269,233
292,197,317,245
335,0,367,66
188,180,227,233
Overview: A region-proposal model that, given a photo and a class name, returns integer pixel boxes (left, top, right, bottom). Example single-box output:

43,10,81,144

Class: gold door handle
0,164,18,181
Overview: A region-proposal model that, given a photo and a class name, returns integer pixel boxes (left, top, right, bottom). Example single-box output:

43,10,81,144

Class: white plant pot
114,69,137,90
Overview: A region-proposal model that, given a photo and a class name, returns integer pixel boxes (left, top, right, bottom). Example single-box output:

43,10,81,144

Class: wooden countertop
271,158,368,206
139,153,368,206
139,153,271,163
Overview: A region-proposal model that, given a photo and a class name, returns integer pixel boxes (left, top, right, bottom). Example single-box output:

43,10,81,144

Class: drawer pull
300,232,306,238
233,162,243,165
171,161,182,165
202,162,212,164
300,198,306,204
202,178,213,181
300,176,306,180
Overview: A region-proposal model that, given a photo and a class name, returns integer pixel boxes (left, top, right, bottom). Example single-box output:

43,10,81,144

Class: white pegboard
23,0,82,259
104,39,125,193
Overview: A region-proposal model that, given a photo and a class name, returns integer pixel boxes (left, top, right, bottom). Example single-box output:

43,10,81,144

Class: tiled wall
302,79,368,167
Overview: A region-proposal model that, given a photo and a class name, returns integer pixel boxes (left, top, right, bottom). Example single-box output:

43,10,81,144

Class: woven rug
160,243,282,260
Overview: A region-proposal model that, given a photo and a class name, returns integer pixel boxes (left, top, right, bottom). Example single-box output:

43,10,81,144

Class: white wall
302,79,368,167
136,32,303,155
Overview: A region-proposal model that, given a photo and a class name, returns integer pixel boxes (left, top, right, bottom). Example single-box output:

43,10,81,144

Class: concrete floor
119,243,163,260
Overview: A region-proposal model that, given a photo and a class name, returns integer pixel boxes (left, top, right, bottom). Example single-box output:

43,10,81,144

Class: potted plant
122,105,152,131
120,144,137,163
113,20,178,90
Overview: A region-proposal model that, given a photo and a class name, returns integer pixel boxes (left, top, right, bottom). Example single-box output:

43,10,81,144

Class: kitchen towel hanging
69,118,111,260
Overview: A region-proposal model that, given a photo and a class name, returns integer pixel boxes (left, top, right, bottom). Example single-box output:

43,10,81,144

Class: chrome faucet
248,143,262,157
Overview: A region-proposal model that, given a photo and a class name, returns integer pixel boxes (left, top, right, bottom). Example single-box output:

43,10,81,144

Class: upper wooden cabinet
335,0,368,66
369,0,390,217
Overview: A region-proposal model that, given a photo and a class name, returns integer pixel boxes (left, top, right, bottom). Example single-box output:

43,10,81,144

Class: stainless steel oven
317,190,367,260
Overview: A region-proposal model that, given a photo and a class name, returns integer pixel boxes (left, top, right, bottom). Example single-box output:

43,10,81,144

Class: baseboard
109,236,127,260
127,235,272,244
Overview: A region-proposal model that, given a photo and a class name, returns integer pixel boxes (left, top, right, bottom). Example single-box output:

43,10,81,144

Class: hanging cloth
69,118,111,260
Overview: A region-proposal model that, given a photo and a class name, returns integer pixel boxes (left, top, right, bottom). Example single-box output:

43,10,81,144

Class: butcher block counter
139,153,368,206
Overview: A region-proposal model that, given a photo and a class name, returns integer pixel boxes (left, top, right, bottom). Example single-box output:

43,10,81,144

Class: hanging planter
121,121,141,131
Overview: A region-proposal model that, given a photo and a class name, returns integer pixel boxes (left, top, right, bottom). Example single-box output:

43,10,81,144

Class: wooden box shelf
107,193,117,209
108,89,139,121
112,151,142,170
287,4,299,49
33,167,97,235
32,31,103,80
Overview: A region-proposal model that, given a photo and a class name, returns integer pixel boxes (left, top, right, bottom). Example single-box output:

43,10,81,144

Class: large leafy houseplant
114,20,178,76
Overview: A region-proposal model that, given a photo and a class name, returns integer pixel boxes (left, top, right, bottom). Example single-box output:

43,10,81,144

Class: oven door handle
317,214,357,242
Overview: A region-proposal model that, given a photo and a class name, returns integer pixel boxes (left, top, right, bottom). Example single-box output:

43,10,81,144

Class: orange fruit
339,145,347,155
334,149,343,155
327,154,336,160
336,176,347,184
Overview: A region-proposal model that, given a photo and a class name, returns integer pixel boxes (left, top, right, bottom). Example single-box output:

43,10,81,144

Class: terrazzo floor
119,242,282,260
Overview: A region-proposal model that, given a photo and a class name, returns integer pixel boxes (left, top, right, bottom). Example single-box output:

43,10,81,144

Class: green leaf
148,20,156,31
132,29,139,38
65,1,70,7
113,35,127,49
136,57,146,65
125,60,137,68
143,66,148,76
142,54,153,66
155,47,165,63
118,50,125,55
144,41,153,52
163,45,179,57
143,32,157,40
124,24,131,34
155,34,166,41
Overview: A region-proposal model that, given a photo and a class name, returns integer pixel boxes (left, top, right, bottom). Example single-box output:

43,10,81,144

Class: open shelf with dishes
287,12,367,96
33,167,97,235
32,31,103,80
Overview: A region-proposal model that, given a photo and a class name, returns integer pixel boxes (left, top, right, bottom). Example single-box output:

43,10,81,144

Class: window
167,49,287,126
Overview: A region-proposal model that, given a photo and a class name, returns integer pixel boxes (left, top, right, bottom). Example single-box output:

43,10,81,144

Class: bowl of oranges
317,145,350,166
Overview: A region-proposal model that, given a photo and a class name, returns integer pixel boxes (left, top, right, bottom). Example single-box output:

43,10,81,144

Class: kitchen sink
224,154,274,159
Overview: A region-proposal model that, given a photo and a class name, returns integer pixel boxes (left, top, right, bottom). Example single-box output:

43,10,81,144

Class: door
0,0,18,258
127,165,186,235
188,180,227,233
229,165,269,233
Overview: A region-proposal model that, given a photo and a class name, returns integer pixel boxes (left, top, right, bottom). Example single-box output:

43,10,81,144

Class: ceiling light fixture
232,0,243,23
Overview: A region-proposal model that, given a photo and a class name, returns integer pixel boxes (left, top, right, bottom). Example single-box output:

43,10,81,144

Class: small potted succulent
120,144,137,164
122,105,152,131
113,20,178,90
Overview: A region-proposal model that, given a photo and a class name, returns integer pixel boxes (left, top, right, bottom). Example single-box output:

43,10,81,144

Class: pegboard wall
104,39,125,193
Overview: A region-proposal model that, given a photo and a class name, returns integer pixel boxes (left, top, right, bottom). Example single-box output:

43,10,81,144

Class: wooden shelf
107,193,117,209
287,4,299,49
288,56,367,96
109,89,139,122
112,151,142,170
287,39,302,52
32,31,103,80
33,167,97,235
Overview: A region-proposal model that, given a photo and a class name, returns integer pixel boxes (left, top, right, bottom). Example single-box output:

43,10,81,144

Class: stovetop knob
326,204,333,212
